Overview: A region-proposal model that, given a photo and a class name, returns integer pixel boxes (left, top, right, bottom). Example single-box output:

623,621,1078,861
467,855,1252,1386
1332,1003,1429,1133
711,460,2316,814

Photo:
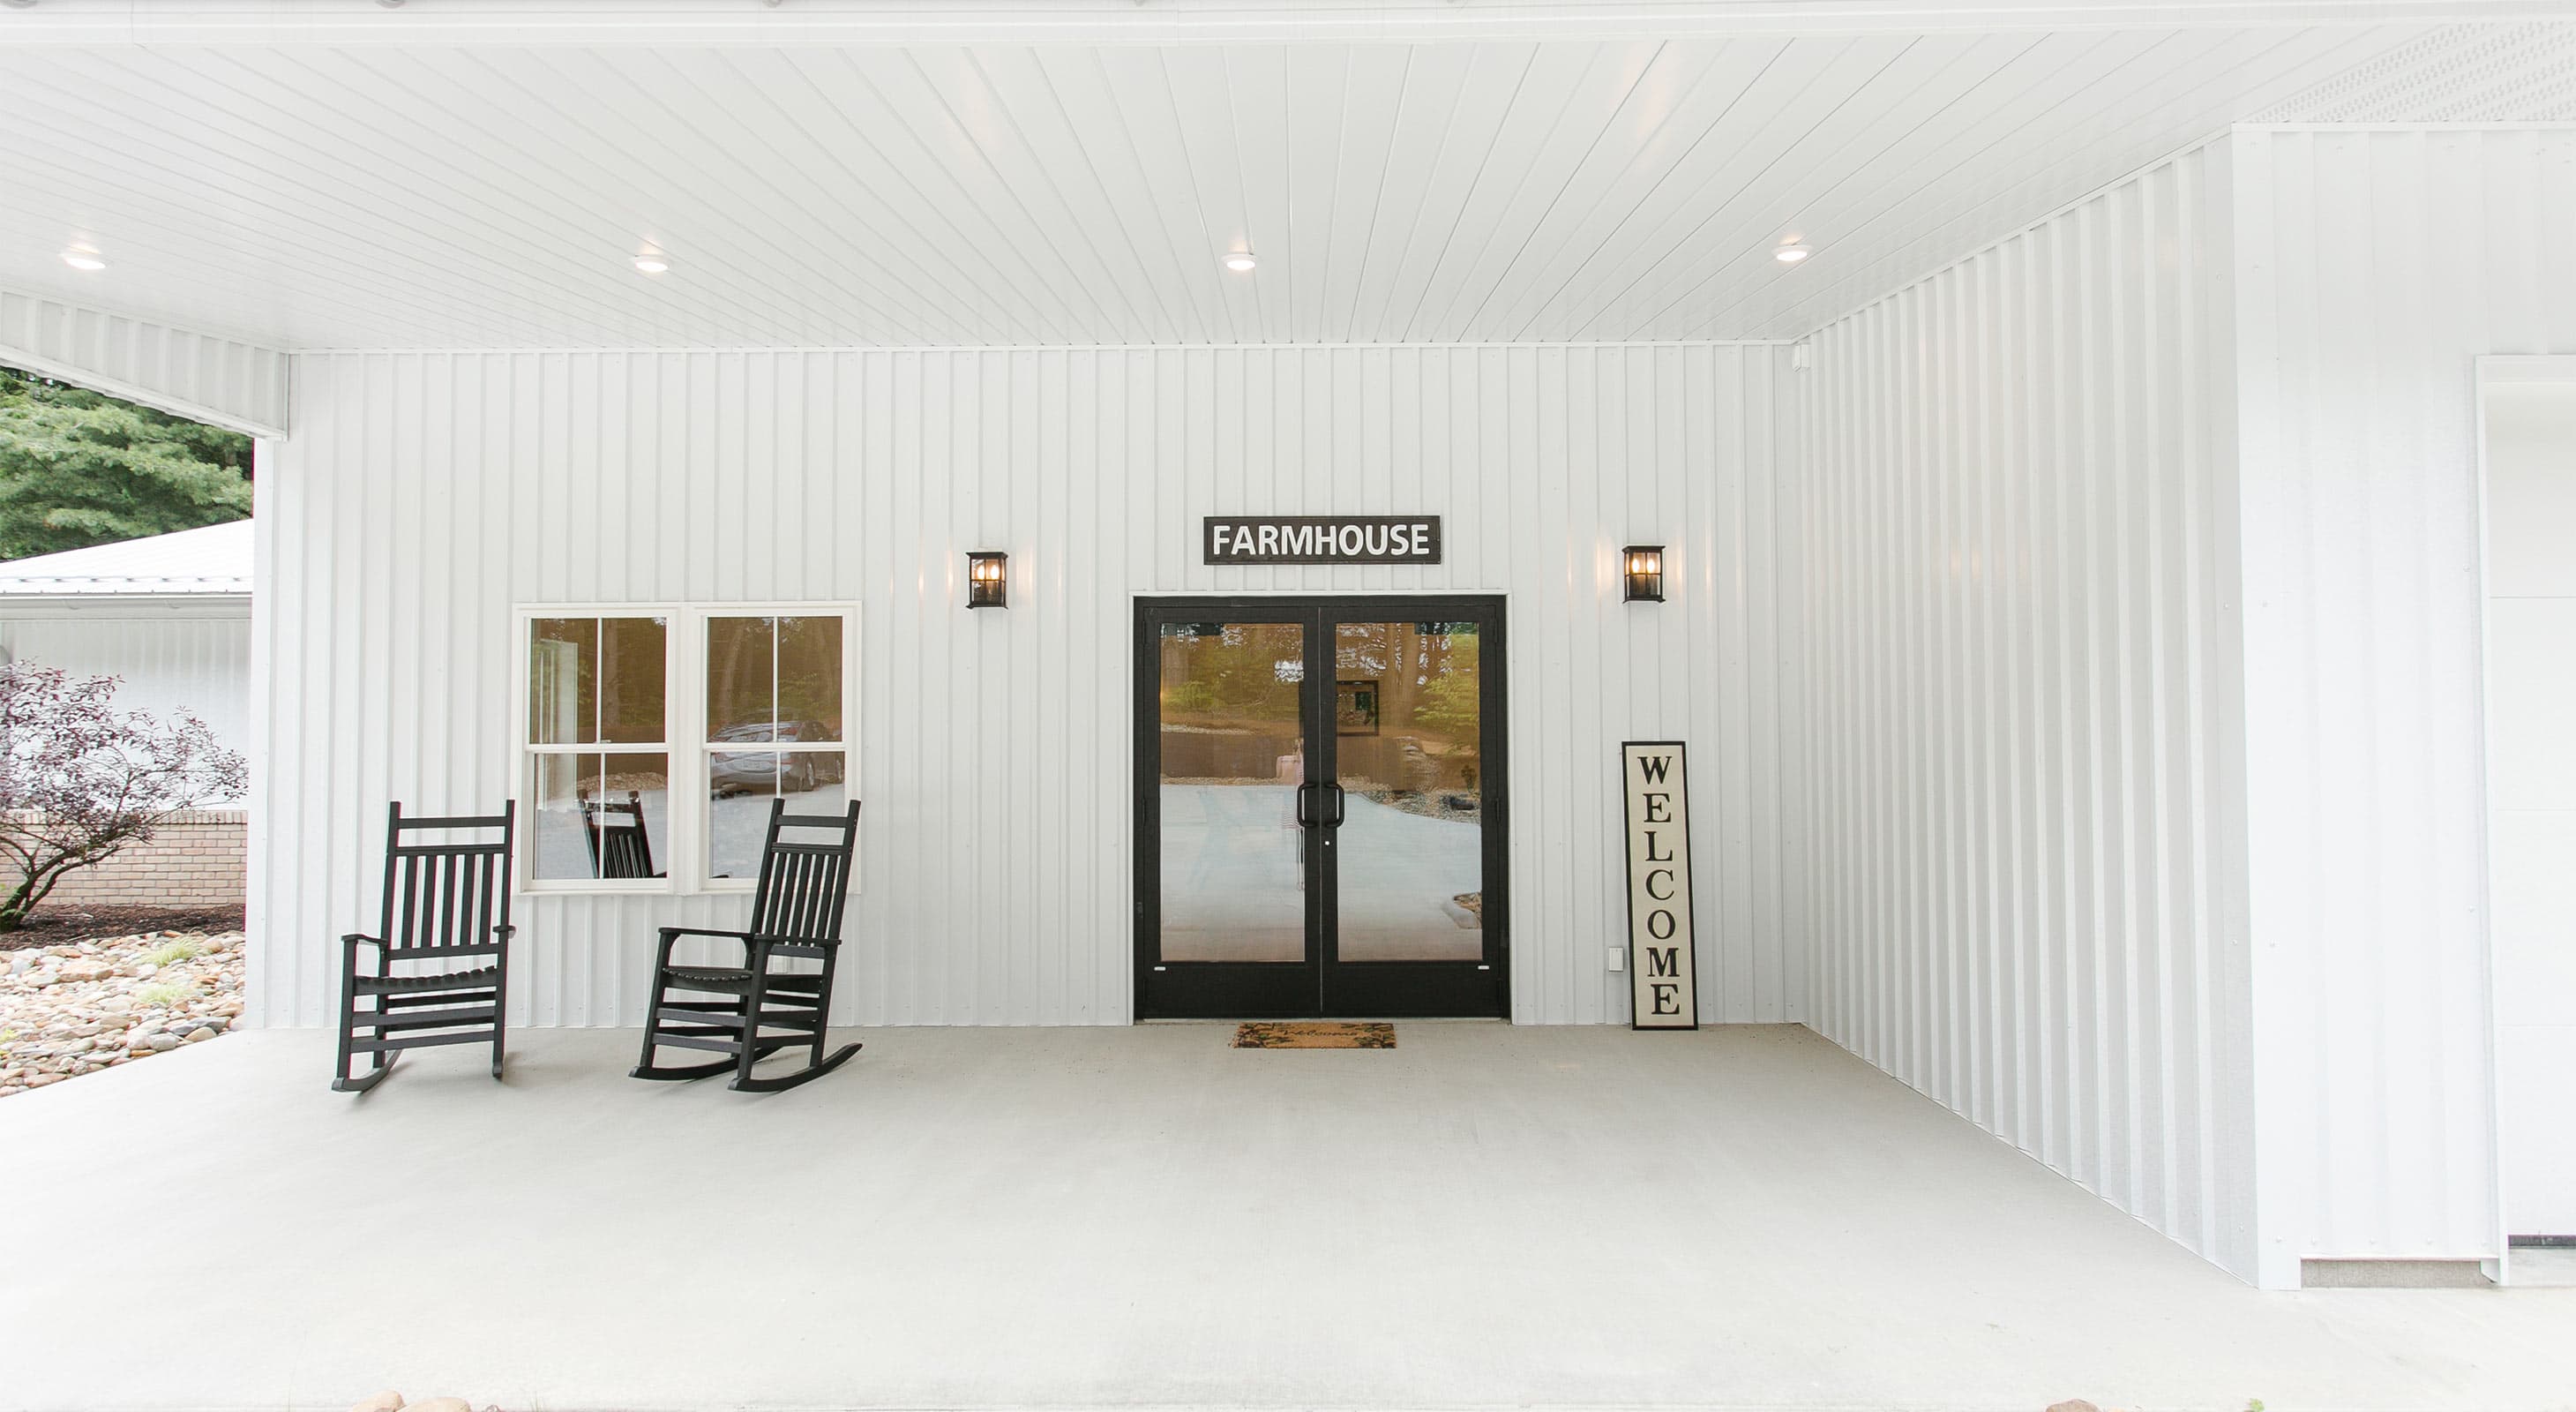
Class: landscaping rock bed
0,929,245,1097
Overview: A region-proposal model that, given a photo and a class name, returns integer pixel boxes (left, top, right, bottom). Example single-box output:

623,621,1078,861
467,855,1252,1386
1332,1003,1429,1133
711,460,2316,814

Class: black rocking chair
633,799,862,1093
580,787,659,879
333,802,517,1093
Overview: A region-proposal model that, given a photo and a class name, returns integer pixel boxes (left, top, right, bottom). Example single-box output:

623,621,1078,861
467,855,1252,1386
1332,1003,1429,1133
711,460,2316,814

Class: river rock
348,1392,405,1412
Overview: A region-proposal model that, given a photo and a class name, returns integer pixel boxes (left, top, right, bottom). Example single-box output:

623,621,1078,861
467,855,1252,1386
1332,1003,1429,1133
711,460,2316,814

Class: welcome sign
1203,515,1442,566
1621,741,1699,1030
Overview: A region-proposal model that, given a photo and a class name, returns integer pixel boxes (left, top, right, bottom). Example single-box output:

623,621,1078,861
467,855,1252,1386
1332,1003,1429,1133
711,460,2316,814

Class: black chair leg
632,969,751,1081
633,970,665,1075
490,959,509,1081
734,963,769,1089
332,947,393,1093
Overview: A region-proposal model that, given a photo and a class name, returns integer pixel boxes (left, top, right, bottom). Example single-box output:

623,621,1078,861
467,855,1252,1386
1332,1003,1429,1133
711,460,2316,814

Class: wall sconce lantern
1621,545,1666,604
967,551,1008,609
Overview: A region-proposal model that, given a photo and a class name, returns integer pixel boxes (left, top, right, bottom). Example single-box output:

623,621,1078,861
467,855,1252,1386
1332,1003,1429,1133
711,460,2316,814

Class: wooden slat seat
663,965,753,990
350,965,501,993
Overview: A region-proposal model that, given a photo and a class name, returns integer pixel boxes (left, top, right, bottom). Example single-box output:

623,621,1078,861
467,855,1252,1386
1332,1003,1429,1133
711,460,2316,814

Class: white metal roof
0,520,252,597
0,4,2568,350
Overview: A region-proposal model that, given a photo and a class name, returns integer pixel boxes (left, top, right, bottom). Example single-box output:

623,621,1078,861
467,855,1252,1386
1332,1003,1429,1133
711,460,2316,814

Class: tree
0,664,248,931
0,364,254,560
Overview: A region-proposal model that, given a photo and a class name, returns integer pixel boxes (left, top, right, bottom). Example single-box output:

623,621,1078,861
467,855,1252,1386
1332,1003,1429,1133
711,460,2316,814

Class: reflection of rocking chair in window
579,788,660,879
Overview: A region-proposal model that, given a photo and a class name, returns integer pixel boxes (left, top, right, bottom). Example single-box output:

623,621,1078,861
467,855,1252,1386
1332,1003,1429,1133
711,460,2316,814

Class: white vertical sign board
1621,741,1699,1030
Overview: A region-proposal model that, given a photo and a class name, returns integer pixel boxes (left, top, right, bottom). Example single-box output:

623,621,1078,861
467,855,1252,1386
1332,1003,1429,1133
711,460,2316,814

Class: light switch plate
1606,947,1625,972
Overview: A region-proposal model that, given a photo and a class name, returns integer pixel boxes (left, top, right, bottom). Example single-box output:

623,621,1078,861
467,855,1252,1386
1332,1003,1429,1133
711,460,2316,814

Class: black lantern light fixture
967,551,1008,609
1621,545,1666,603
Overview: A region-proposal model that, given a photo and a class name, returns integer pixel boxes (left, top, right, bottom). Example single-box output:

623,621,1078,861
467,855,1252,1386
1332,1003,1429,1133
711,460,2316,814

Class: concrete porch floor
3,1024,2568,1412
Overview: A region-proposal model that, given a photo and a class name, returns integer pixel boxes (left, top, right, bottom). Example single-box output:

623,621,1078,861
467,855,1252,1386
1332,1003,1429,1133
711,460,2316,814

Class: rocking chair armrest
341,932,384,949
655,925,753,944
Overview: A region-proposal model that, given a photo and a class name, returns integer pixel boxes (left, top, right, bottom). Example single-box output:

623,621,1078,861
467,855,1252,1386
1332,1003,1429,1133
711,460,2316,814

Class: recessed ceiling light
633,251,671,274
60,247,105,272
1222,252,1257,274
1773,239,1811,265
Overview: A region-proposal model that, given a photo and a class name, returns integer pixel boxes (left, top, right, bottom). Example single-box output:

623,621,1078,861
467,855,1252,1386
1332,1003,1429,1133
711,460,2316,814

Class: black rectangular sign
1202,515,1442,566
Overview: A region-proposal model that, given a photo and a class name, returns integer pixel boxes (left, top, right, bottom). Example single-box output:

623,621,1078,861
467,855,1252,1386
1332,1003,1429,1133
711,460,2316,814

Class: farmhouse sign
1202,515,1442,566
1621,741,1699,1031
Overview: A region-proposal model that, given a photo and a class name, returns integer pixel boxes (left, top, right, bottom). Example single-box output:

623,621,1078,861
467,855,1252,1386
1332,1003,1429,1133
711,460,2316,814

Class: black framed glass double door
1135,596,1508,1019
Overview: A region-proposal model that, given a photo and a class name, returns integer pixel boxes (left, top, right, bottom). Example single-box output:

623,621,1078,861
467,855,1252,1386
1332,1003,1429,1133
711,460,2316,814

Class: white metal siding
252,345,1801,1030
1794,145,2258,1278
2231,125,2576,1279
0,287,288,436
0,611,254,805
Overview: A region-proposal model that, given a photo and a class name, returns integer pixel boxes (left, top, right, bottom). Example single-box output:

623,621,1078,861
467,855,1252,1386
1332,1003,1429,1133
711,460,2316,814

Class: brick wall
25,811,249,908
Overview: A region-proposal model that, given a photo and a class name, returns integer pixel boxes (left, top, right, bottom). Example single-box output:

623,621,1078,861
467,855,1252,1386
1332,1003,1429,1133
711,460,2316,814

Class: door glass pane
1158,621,1307,963
1332,621,1485,961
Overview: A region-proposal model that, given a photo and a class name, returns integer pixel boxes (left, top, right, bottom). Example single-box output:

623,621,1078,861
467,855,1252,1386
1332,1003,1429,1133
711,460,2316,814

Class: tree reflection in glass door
1330,621,1485,961
1156,621,1309,964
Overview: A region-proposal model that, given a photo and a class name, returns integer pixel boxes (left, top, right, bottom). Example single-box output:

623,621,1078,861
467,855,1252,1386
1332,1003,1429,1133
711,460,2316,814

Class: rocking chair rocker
333,802,517,1093
632,799,863,1093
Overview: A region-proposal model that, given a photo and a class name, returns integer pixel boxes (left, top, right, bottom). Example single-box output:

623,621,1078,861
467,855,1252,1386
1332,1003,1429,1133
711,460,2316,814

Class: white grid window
517,605,856,894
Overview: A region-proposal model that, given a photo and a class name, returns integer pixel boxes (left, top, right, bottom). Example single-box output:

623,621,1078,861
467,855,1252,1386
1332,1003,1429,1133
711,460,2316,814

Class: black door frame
1134,595,1509,1020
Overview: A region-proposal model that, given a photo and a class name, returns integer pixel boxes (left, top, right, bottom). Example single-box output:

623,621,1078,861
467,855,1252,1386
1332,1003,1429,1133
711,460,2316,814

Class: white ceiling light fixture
59,246,105,272
1222,251,1256,274
1773,237,1812,265
633,250,672,274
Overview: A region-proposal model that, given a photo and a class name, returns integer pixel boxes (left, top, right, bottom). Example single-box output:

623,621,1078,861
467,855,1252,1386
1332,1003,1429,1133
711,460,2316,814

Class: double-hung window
700,612,849,883
519,605,854,893
526,614,672,886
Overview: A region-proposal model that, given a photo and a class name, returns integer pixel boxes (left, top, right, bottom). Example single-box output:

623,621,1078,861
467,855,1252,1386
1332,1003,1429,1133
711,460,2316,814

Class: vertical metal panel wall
0,287,289,437
2231,125,2576,1279
1795,145,2258,1278
252,345,1802,1030
0,612,255,803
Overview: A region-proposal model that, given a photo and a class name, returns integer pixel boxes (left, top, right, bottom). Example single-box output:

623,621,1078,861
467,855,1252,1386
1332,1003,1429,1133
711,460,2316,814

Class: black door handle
1324,782,1346,828
1294,781,1315,828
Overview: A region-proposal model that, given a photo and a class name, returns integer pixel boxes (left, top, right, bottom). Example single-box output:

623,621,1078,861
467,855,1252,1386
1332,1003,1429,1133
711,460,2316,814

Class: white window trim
513,601,859,897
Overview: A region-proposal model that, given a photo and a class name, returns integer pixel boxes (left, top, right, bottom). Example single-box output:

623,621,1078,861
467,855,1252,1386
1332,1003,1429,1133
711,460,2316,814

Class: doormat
1232,1022,1397,1049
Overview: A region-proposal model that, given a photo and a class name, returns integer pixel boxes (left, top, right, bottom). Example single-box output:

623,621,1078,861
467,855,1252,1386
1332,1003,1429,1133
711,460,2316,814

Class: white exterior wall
0,608,254,804
251,345,1804,1030
2231,124,2576,1281
1793,144,2258,1278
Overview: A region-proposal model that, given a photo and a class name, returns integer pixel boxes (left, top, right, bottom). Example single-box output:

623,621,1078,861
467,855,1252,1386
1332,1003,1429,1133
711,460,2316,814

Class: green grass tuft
141,938,206,967
134,980,198,1009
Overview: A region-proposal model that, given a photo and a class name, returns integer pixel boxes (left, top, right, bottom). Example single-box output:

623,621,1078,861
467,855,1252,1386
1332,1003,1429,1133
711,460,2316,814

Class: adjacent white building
1,0,2571,1291
0,519,254,906
0,519,254,777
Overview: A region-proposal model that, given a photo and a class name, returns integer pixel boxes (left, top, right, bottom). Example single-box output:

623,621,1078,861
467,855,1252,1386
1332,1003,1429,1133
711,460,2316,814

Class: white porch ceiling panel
0,25,2437,348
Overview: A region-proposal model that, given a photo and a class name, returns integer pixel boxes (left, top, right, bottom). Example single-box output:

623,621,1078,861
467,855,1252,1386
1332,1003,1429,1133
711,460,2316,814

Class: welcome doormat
1231,1022,1397,1049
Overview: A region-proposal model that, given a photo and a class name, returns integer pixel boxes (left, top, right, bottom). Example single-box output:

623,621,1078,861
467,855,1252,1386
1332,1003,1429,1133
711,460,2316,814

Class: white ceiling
0,10,2541,349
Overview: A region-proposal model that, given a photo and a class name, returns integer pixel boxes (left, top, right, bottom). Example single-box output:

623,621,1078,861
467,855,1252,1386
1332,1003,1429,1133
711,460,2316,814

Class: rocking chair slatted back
746,800,860,947
580,788,656,879
377,801,516,953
